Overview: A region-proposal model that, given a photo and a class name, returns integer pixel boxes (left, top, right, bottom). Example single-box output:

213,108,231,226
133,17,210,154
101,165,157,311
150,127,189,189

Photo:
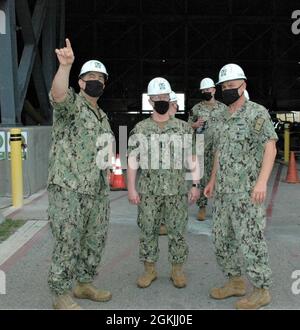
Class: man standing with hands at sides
159,90,179,236
47,38,114,309
127,78,200,289
204,64,278,309
188,78,226,221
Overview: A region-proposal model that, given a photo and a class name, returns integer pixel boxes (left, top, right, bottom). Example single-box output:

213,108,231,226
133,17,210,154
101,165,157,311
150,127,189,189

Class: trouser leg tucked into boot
235,287,271,309
170,264,187,288
73,282,112,302
137,262,157,288
210,276,247,299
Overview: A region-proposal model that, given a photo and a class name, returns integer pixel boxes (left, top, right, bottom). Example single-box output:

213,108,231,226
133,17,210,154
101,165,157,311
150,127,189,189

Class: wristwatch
192,183,200,189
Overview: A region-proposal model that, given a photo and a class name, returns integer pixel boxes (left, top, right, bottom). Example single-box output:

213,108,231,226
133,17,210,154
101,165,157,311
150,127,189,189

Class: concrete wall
0,126,52,197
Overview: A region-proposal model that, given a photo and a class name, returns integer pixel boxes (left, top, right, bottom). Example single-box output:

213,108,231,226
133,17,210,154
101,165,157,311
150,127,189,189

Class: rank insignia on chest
254,118,265,132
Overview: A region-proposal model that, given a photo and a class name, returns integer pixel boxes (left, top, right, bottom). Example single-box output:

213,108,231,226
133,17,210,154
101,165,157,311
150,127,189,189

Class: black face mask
153,101,169,114
222,83,243,105
83,80,104,98
201,92,213,101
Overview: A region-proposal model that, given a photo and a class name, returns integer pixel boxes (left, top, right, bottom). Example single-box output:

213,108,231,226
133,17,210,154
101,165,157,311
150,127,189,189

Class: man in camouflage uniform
159,90,179,236
188,78,227,221
127,78,200,289
204,64,278,309
47,39,114,309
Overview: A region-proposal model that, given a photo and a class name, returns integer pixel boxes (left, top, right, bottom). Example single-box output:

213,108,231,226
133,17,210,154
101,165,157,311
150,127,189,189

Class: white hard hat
169,91,177,102
200,78,215,90
244,90,250,100
217,63,247,84
79,60,108,79
147,77,172,96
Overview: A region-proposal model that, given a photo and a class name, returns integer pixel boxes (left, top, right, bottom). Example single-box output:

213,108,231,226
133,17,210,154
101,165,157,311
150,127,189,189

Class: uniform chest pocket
230,124,248,141
79,111,98,131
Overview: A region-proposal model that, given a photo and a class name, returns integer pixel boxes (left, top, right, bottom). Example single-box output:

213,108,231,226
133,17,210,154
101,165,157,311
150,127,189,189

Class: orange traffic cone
109,155,116,186
111,154,127,190
284,151,300,184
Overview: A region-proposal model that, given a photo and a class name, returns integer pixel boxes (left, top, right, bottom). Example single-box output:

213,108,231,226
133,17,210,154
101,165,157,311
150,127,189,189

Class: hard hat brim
217,77,247,85
78,70,108,79
200,85,215,90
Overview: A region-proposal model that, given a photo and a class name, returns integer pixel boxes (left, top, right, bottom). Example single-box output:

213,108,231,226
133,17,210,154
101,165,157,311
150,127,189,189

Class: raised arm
51,38,75,103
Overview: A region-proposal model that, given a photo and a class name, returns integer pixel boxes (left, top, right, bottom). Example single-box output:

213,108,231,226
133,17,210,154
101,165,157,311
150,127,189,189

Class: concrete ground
0,162,299,310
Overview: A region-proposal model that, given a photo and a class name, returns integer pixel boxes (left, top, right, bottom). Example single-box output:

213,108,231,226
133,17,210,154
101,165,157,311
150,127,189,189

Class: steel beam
16,0,48,117
42,0,57,92
0,0,64,125
32,52,50,122
67,14,290,24
0,0,18,125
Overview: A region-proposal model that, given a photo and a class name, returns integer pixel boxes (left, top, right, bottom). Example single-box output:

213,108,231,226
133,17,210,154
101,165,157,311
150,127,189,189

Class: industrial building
0,0,299,311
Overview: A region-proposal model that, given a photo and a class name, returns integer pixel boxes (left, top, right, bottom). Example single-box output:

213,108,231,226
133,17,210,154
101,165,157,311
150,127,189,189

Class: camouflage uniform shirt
128,117,195,196
48,88,113,196
188,100,227,149
215,100,278,195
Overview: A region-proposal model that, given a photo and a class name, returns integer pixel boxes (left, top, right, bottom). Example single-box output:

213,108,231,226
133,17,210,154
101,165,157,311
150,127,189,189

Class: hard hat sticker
220,69,227,76
159,83,166,90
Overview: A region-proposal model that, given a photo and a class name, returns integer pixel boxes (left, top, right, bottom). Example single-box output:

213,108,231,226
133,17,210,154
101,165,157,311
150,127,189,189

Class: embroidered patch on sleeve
254,118,265,132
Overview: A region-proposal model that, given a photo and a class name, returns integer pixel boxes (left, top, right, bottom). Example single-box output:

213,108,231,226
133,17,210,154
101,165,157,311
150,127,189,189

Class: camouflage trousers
47,184,110,295
212,193,272,289
138,194,189,264
197,146,213,209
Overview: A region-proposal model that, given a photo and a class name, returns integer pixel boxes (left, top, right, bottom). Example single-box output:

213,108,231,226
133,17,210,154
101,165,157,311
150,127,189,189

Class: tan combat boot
159,224,167,235
235,287,271,309
137,262,157,288
53,292,82,310
170,264,187,288
73,282,112,302
210,276,247,299
197,207,206,221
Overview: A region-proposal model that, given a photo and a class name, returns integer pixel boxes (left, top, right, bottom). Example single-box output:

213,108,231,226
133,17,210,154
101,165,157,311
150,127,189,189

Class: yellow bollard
10,128,23,208
284,123,290,164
